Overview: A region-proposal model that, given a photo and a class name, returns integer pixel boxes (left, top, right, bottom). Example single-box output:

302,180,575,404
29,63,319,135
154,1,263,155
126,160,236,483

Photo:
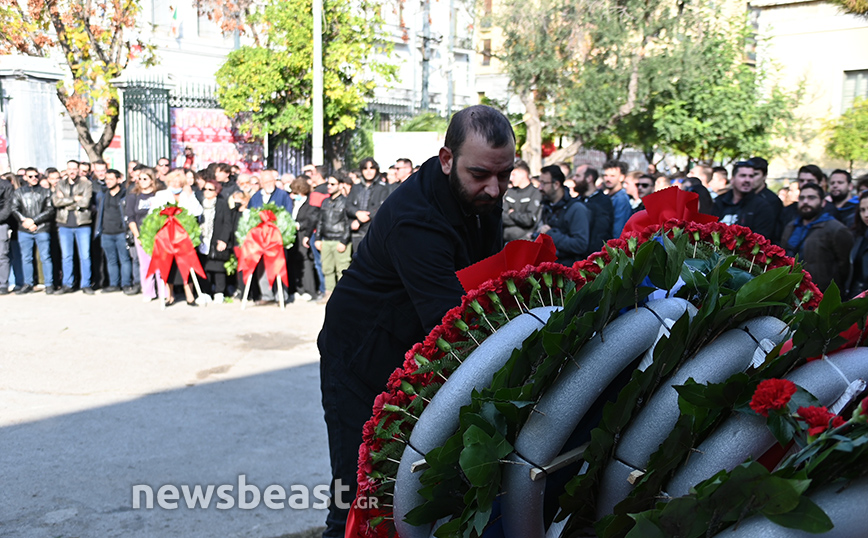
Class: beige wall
753,0,868,178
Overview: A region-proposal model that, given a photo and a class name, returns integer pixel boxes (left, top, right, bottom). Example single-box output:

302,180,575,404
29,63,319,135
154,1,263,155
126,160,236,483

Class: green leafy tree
215,0,396,167
827,0,868,17
825,98,868,172
0,0,156,161
645,25,800,164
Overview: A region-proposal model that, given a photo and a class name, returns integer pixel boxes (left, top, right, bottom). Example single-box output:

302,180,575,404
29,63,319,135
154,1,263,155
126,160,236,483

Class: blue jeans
101,233,132,287
18,231,53,287
58,226,91,288
311,231,326,294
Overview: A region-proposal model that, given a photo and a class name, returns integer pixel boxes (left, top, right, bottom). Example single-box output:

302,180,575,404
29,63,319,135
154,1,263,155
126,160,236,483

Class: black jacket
318,155,503,398
12,183,55,234
712,190,775,240
95,185,127,238
297,199,321,244
199,199,236,270
317,194,350,244
0,179,13,227
502,183,542,241
582,190,614,256
848,232,868,299
538,194,590,266
345,181,390,238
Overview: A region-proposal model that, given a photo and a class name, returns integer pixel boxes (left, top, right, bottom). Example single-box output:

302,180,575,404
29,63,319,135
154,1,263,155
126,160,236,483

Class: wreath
349,183,868,538
235,203,296,248
139,203,201,256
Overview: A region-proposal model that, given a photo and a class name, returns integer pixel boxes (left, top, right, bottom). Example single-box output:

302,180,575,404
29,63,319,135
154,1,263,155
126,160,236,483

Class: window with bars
843,70,868,113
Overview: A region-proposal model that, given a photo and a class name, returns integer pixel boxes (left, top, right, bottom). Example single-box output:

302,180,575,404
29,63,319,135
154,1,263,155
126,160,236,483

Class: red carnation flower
750,378,797,416
797,406,846,436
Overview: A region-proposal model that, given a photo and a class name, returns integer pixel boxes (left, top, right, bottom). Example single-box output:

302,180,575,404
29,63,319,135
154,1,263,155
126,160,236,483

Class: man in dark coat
501,159,542,241
712,161,775,240
574,165,614,257
780,183,853,292
345,157,389,253
317,105,515,538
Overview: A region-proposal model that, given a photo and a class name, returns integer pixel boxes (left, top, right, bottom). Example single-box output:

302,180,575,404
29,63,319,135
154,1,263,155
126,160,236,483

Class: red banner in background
170,108,264,173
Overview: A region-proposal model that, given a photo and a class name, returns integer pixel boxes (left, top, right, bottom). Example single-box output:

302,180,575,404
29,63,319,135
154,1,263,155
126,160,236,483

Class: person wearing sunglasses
126,168,166,301
345,157,389,254
10,167,55,294
198,179,233,304
632,174,656,213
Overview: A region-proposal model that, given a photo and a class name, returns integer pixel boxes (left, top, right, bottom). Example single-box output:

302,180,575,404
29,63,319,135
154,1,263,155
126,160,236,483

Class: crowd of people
509,156,868,298
0,155,418,306
2,153,867,306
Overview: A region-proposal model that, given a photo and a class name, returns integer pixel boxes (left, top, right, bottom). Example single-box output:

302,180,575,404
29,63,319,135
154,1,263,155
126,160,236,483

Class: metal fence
122,78,171,169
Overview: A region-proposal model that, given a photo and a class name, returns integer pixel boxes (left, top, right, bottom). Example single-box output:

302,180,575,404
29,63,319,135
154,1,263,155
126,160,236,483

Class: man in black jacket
0,175,13,294
317,105,515,537
11,170,56,294
502,159,542,241
345,157,389,253
315,173,352,299
574,165,614,256
712,161,774,240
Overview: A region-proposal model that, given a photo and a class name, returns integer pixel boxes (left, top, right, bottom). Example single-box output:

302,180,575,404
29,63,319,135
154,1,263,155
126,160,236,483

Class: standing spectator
53,164,94,294
11,169,55,294
126,168,165,301
781,183,853,292
712,161,775,240
574,165,614,256
536,164,590,265
65,160,79,181
198,179,233,303
748,157,784,242
314,174,351,300
847,191,868,298
502,159,542,242
290,177,320,300
826,169,858,226
78,161,92,181
709,166,729,197
633,173,656,212
345,158,390,253
681,177,715,215
602,160,633,237
780,164,827,236
0,173,14,294
95,169,134,294
394,158,413,184
155,157,171,183
150,169,203,306
214,162,240,199
249,169,293,305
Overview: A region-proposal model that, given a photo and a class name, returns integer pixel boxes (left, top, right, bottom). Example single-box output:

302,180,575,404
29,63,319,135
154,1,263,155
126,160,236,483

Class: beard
830,191,849,204
449,166,501,215
799,205,822,221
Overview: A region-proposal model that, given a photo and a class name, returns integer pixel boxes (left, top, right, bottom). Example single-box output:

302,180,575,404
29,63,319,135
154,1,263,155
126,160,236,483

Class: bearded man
317,105,515,538
781,183,853,291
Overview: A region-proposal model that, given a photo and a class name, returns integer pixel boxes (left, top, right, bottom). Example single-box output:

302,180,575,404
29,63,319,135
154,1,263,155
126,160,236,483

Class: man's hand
314,240,322,251
355,210,371,223
336,243,347,253
302,237,310,249
21,218,34,230
27,223,37,233
216,240,227,252
351,220,360,231
73,195,82,203
538,224,551,234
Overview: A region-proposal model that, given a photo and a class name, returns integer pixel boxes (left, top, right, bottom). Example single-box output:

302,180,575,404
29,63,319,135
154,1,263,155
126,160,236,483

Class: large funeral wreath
350,197,868,538
234,202,297,248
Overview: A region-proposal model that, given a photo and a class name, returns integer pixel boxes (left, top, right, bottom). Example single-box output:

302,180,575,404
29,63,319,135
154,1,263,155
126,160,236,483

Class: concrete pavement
0,290,331,538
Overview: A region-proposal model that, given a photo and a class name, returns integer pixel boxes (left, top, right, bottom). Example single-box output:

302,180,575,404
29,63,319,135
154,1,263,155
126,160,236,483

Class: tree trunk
521,92,542,175
56,89,118,162
542,139,582,169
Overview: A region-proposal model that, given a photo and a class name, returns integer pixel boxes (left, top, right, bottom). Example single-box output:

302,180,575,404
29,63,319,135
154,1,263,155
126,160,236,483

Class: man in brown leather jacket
53,172,94,294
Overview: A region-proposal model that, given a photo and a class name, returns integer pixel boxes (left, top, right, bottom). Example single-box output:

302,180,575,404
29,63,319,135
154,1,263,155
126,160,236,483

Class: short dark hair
397,158,413,168
204,178,222,195
712,166,727,177
829,169,852,183
514,159,530,175
158,156,170,164
583,167,599,183
93,159,107,166
800,182,824,199
797,164,826,183
106,169,122,180
541,164,565,186
215,162,232,174
25,166,39,174
67,159,79,167
45,167,58,175
732,162,754,177
603,160,628,176
748,157,768,175
444,105,515,159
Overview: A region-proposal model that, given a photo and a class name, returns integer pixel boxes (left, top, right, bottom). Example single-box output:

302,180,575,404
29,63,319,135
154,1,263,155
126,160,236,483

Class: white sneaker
214,293,224,304
298,293,312,301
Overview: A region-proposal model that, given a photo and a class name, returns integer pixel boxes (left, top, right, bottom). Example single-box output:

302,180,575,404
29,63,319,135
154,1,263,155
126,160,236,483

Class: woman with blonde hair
148,168,203,306
126,167,166,301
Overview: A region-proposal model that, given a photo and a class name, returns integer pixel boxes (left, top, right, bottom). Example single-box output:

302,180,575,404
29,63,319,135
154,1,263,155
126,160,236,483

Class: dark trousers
320,361,376,538
101,233,132,287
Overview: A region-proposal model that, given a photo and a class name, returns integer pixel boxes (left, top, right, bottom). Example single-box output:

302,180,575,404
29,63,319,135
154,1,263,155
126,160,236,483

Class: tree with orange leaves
0,0,156,161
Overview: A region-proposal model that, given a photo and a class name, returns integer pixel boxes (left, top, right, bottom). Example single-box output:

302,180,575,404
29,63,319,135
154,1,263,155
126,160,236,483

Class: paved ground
0,291,330,538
